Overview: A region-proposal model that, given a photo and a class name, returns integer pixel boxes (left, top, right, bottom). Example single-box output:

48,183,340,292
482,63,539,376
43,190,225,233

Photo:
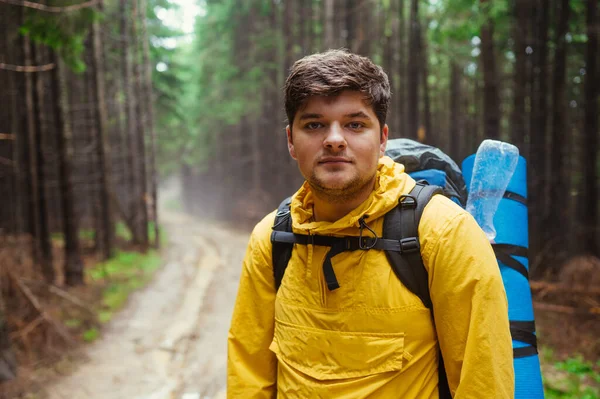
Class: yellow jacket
228,156,514,398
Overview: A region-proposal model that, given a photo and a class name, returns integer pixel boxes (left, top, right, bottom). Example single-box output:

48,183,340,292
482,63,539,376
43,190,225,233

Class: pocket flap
269,320,404,380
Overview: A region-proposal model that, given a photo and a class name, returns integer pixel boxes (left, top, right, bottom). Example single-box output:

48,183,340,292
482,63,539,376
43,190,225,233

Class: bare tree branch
0,0,98,12
0,62,55,72
533,301,600,316
7,271,76,345
530,280,600,296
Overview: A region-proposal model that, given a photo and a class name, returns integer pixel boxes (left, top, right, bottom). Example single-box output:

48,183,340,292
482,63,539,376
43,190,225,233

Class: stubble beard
307,169,377,204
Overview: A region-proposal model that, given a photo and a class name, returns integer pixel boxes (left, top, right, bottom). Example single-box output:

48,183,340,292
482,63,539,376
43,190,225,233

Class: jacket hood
290,156,416,235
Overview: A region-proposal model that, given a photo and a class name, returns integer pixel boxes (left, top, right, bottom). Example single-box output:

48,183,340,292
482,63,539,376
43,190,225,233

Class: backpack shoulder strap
271,197,293,290
382,182,442,308
383,182,450,399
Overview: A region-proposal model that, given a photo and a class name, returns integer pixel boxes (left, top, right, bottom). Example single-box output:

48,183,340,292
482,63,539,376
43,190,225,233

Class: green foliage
19,5,99,72
82,327,100,342
87,249,162,326
147,221,167,245
543,353,600,399
64,318,83,328
153,0,281,173
115,221,132,241
51,222,153,245
147,0,194,175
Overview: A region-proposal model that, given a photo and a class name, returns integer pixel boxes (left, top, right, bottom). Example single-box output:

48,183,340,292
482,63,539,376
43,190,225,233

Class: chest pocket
269,319,405,380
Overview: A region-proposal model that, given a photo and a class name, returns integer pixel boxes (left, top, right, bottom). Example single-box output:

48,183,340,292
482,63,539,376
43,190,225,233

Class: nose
323,123,347,151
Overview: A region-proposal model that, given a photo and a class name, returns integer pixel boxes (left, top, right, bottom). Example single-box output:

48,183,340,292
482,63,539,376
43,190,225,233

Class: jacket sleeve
227,213,278,399
421,198,515,398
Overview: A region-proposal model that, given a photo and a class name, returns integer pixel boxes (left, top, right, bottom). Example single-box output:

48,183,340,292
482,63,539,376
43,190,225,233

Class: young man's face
287,90,388,201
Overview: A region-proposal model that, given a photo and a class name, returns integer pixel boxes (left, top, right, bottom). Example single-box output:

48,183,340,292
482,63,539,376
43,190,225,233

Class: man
227,49,514,398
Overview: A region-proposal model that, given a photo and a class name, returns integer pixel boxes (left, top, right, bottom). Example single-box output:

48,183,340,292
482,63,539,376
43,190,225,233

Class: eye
348,122,364,130
304,122,323,130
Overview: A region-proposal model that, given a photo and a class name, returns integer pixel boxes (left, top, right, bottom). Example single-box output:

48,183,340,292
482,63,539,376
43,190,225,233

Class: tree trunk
480,5,500,139
346,0,357,50
120,0,142,245
133,0,149,251
383,0,396,132
548,0,571,272
464,78,476,155
51,53,84,286
582,0,598,255
511,0,528,153
397,0,406,138
91,0,115,259
420,22,432,145
22,34,41,262
528,0,549,275
324,0,335,49
449,62,461,159
283,0,295,73
32,44,54,284
139,0,160,248
388,0,401,136
5,19,24,255
302,0,313,54
406,0,420,139
334,0,346,48
354,0,372,56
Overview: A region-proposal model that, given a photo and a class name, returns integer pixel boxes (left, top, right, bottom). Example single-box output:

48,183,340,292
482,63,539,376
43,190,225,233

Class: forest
0,0,598,397
174,0,599,274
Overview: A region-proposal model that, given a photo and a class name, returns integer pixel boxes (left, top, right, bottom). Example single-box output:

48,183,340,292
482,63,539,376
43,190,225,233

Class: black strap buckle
359,236,377,250
400,237,420,253
399,194,417,209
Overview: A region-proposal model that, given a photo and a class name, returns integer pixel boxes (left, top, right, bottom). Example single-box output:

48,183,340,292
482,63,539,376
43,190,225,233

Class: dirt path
46,208,248,399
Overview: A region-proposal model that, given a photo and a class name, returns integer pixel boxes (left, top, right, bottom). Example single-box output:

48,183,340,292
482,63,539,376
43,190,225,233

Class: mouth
318,157,352,164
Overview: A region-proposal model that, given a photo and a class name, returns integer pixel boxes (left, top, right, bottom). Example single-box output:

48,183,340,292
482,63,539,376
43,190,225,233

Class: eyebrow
345,111,371,119
298,113,323,120
298,111,372,120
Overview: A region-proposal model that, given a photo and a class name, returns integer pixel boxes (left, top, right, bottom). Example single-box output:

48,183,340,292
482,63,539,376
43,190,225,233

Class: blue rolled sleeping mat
462,155,544,398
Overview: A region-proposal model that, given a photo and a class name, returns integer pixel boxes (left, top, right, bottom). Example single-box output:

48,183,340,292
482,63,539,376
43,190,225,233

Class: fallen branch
0,62,55,72
10,315,43,340
0,0,98,12
0,134,15,140
18,278,100,323
533,301,600,316
7,271,76,345
530,280,600,296
47,284,97,318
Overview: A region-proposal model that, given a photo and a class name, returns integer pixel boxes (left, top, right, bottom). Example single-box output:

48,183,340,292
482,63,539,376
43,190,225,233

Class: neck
311,180,375,222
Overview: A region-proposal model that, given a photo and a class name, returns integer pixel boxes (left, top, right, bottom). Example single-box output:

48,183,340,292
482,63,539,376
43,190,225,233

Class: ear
379,124,389,157
286,125,297,160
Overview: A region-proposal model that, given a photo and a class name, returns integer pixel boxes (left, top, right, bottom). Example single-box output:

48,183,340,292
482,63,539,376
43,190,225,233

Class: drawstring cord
358,215,378,250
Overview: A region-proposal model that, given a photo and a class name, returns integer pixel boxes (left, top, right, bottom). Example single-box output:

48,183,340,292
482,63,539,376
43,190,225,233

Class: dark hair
284,49,391,130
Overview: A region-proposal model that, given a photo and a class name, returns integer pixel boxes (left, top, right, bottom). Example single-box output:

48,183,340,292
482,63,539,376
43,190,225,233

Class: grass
541,347,600,398
77,245,163,342
88,250,161,311
115,221,132,241
82,327,100,343
52,221,165,246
